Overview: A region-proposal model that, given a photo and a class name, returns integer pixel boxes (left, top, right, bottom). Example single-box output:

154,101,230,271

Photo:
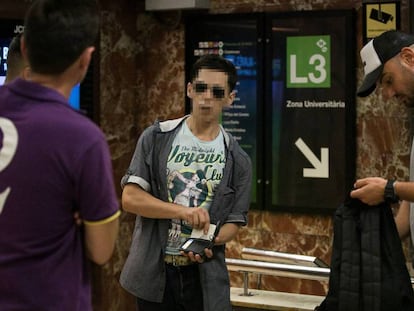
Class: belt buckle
172,255,179,266
165,254,192,266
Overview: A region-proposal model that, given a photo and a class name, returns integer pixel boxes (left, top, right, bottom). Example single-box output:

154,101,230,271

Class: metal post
241,271,253,296
256,273,262,290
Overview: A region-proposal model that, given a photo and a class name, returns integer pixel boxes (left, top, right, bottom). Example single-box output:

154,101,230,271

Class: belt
164,254,194,266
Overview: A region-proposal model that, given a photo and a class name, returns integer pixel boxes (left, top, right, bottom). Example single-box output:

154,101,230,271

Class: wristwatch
384,179,399,204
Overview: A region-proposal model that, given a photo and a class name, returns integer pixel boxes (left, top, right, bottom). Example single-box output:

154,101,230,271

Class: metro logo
287,35,331,88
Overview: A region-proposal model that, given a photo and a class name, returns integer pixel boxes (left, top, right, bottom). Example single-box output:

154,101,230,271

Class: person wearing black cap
351,30,414,247
356,30,414,99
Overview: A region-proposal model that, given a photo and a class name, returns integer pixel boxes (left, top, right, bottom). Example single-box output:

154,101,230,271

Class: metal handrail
226,257,329,296
240,248,414,285
227,258,414,284
242,247,329,268
226,258,330,281
226,257,414,297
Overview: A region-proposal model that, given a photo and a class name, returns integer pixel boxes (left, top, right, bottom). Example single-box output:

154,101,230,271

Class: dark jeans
136,263,203,311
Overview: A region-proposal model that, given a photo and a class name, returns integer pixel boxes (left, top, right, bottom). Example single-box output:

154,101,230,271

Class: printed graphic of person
166,169,208,248
167,219,182,249
168,170,207,208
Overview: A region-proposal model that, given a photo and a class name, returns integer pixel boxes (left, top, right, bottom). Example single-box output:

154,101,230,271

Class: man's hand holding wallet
180,221,221,260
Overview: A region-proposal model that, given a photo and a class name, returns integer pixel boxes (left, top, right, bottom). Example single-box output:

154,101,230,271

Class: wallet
179,221,221,257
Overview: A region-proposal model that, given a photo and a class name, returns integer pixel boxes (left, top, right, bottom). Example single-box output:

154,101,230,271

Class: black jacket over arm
316,197,414,311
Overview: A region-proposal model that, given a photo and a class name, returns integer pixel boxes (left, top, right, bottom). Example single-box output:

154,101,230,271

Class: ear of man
76,47,95,84
186,81,193,98
79,47,95,73
20,36,28,64
400,46,414,66
226,90,236,107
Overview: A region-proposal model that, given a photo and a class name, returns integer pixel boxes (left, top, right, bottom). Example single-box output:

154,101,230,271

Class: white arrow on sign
295,138,329,178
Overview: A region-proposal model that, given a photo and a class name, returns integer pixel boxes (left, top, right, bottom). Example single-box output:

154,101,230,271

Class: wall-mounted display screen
68,85,80,110
0,38,10,85
0,20,22,85
185,14,263,209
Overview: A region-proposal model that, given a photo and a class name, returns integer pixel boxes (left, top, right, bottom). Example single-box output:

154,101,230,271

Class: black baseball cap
357,30,414,97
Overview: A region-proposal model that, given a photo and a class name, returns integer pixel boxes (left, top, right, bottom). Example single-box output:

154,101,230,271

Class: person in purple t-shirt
0,0,120,310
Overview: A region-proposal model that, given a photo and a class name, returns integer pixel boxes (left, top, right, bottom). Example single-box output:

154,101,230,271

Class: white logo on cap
360,40,382,75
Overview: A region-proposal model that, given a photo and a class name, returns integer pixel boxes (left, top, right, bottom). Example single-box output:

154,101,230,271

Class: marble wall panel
1,0,412,310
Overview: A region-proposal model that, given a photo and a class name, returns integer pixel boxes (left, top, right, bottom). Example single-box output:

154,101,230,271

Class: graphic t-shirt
165,121,225,255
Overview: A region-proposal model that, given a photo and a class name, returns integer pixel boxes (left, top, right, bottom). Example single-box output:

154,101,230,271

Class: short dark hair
8,33,22,58
23,0,100,75
190,54,238,91
5,33,24,83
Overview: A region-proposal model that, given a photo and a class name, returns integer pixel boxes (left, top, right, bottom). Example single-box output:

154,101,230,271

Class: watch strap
384,179,399,204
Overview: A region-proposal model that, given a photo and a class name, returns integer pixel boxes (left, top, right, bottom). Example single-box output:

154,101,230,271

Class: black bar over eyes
194,82,225,99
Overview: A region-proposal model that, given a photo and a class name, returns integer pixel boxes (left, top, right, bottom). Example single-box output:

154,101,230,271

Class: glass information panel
185,14,263,209
268,10,356,212
0,20,23,85
185,11,356,212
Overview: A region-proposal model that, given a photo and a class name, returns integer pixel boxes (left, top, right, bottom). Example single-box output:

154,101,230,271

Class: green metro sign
287,35,331,88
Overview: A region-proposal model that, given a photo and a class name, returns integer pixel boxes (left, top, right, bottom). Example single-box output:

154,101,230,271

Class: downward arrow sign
295,138,329,178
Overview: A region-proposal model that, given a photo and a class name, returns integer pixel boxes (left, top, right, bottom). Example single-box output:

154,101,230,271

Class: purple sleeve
76,136,119,222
